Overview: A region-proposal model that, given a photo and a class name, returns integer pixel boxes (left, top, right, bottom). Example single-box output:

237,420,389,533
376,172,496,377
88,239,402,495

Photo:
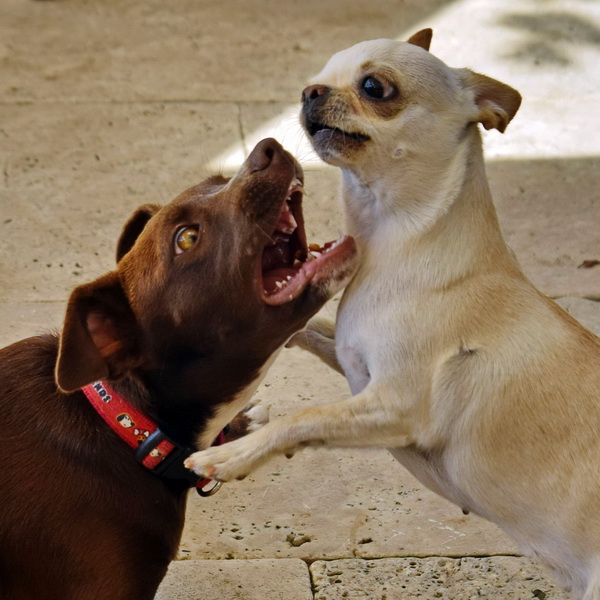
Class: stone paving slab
0,301,63,347
311,557,570,600
0,101,241,193
156,558,312,600
3,152,598,305
490,159,600,299
179,299,599,577
0,0,449,104
0,101,241,303
556,297,600,335
422,0,600,102
236,104,600,299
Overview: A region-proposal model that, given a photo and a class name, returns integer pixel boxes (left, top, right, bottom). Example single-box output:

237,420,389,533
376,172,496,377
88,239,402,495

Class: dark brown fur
0,139,350,599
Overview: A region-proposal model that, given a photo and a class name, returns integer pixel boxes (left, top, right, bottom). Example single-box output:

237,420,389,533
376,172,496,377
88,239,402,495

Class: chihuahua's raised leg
287,316,343,374
185,382,415,482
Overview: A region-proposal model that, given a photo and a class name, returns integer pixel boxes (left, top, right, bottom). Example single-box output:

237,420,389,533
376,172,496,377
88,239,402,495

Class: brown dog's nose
301,84,330,104
247,138,283,173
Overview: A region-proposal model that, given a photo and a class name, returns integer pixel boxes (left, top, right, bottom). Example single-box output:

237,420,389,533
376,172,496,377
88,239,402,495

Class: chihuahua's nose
247,138,284,172
301,84,330,105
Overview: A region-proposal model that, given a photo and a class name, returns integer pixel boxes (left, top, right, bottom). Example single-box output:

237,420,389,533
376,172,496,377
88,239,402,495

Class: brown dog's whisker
2,137,358,598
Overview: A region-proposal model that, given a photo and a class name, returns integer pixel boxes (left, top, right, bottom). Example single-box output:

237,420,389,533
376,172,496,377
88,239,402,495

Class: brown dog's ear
116,204,161,263
407,28,433,51
56,271,141,392
460,70,522,133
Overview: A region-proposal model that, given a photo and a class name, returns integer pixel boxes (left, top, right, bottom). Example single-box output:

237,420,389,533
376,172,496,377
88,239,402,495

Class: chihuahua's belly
336,342,370,395
388,445,474,512
336,275,477,512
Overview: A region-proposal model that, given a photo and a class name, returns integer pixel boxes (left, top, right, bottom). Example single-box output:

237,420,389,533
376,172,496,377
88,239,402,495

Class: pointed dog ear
407,28,433,51
460,70,522,133
116,204,161,263
55,271,141,392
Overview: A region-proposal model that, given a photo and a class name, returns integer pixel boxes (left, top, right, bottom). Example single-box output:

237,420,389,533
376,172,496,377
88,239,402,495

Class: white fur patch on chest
196,349,281,449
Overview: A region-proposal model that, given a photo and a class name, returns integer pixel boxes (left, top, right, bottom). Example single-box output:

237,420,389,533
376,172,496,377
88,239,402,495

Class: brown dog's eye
174,226,199,254
361,76,395,100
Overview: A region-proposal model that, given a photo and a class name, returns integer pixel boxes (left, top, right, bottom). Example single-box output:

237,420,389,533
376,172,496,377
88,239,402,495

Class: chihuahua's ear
116,204,161,263
56,271,141,392
407,28,433,51
460,70,522,133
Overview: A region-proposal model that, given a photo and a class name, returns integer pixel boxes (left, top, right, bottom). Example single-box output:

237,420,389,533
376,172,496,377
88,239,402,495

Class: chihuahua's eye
174,226,199,255
361,76,395,100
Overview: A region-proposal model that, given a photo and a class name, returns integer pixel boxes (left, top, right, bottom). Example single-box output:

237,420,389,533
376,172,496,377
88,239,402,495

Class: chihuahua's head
301,29,521,171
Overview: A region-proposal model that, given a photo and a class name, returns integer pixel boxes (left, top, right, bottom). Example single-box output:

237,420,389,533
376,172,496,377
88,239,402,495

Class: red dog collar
82,381,224,496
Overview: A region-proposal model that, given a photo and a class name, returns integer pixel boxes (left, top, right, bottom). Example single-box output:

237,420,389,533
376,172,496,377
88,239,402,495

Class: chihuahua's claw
185,438,260,482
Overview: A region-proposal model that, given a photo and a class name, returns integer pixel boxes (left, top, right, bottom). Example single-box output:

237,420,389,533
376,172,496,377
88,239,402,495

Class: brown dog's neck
107,349,265,449
103,377,209,450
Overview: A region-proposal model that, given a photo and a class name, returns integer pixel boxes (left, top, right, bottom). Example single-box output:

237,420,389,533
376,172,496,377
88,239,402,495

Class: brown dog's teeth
275,280,290,290
276,201,297,235
287,177,303,194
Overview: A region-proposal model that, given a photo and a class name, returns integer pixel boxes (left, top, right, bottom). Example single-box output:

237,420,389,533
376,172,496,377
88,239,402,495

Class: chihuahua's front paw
286,316,336,350
224,399,270,442
286,329,310,350
245,400,270,432
185,437,264,482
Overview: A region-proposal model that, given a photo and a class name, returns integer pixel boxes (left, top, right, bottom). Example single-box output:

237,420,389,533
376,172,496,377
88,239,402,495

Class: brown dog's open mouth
259,178,355,306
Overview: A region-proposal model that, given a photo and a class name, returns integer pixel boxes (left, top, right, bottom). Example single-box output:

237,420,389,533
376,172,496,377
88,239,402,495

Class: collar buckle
196,480,223,497
134,429,198,485
134,428,223,496
84,381,225,497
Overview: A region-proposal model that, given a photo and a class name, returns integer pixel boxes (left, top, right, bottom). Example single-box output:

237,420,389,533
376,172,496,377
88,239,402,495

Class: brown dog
0,138,357,600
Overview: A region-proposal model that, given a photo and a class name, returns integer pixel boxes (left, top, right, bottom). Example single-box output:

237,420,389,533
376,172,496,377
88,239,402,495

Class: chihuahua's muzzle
301,85,370,163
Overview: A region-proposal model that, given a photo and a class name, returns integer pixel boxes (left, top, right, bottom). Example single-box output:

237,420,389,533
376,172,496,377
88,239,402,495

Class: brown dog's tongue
262,201,297,274
262,236,292,272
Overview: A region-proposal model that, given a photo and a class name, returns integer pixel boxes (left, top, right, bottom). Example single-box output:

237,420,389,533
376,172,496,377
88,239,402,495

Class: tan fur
186,32,600,599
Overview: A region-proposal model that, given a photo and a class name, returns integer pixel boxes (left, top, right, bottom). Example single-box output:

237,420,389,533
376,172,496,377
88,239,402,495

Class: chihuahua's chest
336,282,474,509
335,263,423,395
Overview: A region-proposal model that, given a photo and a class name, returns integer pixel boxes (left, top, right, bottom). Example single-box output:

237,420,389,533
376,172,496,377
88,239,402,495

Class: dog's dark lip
257,173,356,307
306,119,370,143
257,174,305,304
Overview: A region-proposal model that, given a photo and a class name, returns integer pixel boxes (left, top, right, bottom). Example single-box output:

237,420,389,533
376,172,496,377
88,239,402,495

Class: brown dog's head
301,29,521,169
55,139,358,400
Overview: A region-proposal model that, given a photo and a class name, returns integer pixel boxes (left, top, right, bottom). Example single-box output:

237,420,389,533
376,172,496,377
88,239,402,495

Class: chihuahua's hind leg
185,383,415,482
286,316,343,374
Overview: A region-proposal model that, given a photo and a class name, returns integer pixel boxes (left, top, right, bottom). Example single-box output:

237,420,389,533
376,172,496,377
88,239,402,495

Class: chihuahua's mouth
259,177,355,306
305,119,370,144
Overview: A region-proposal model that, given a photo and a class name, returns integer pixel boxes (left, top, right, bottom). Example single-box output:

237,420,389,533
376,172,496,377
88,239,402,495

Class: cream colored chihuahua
187,30,600,599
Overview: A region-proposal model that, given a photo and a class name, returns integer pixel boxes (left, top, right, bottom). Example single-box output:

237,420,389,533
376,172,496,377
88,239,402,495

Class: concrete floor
1,0,599,598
